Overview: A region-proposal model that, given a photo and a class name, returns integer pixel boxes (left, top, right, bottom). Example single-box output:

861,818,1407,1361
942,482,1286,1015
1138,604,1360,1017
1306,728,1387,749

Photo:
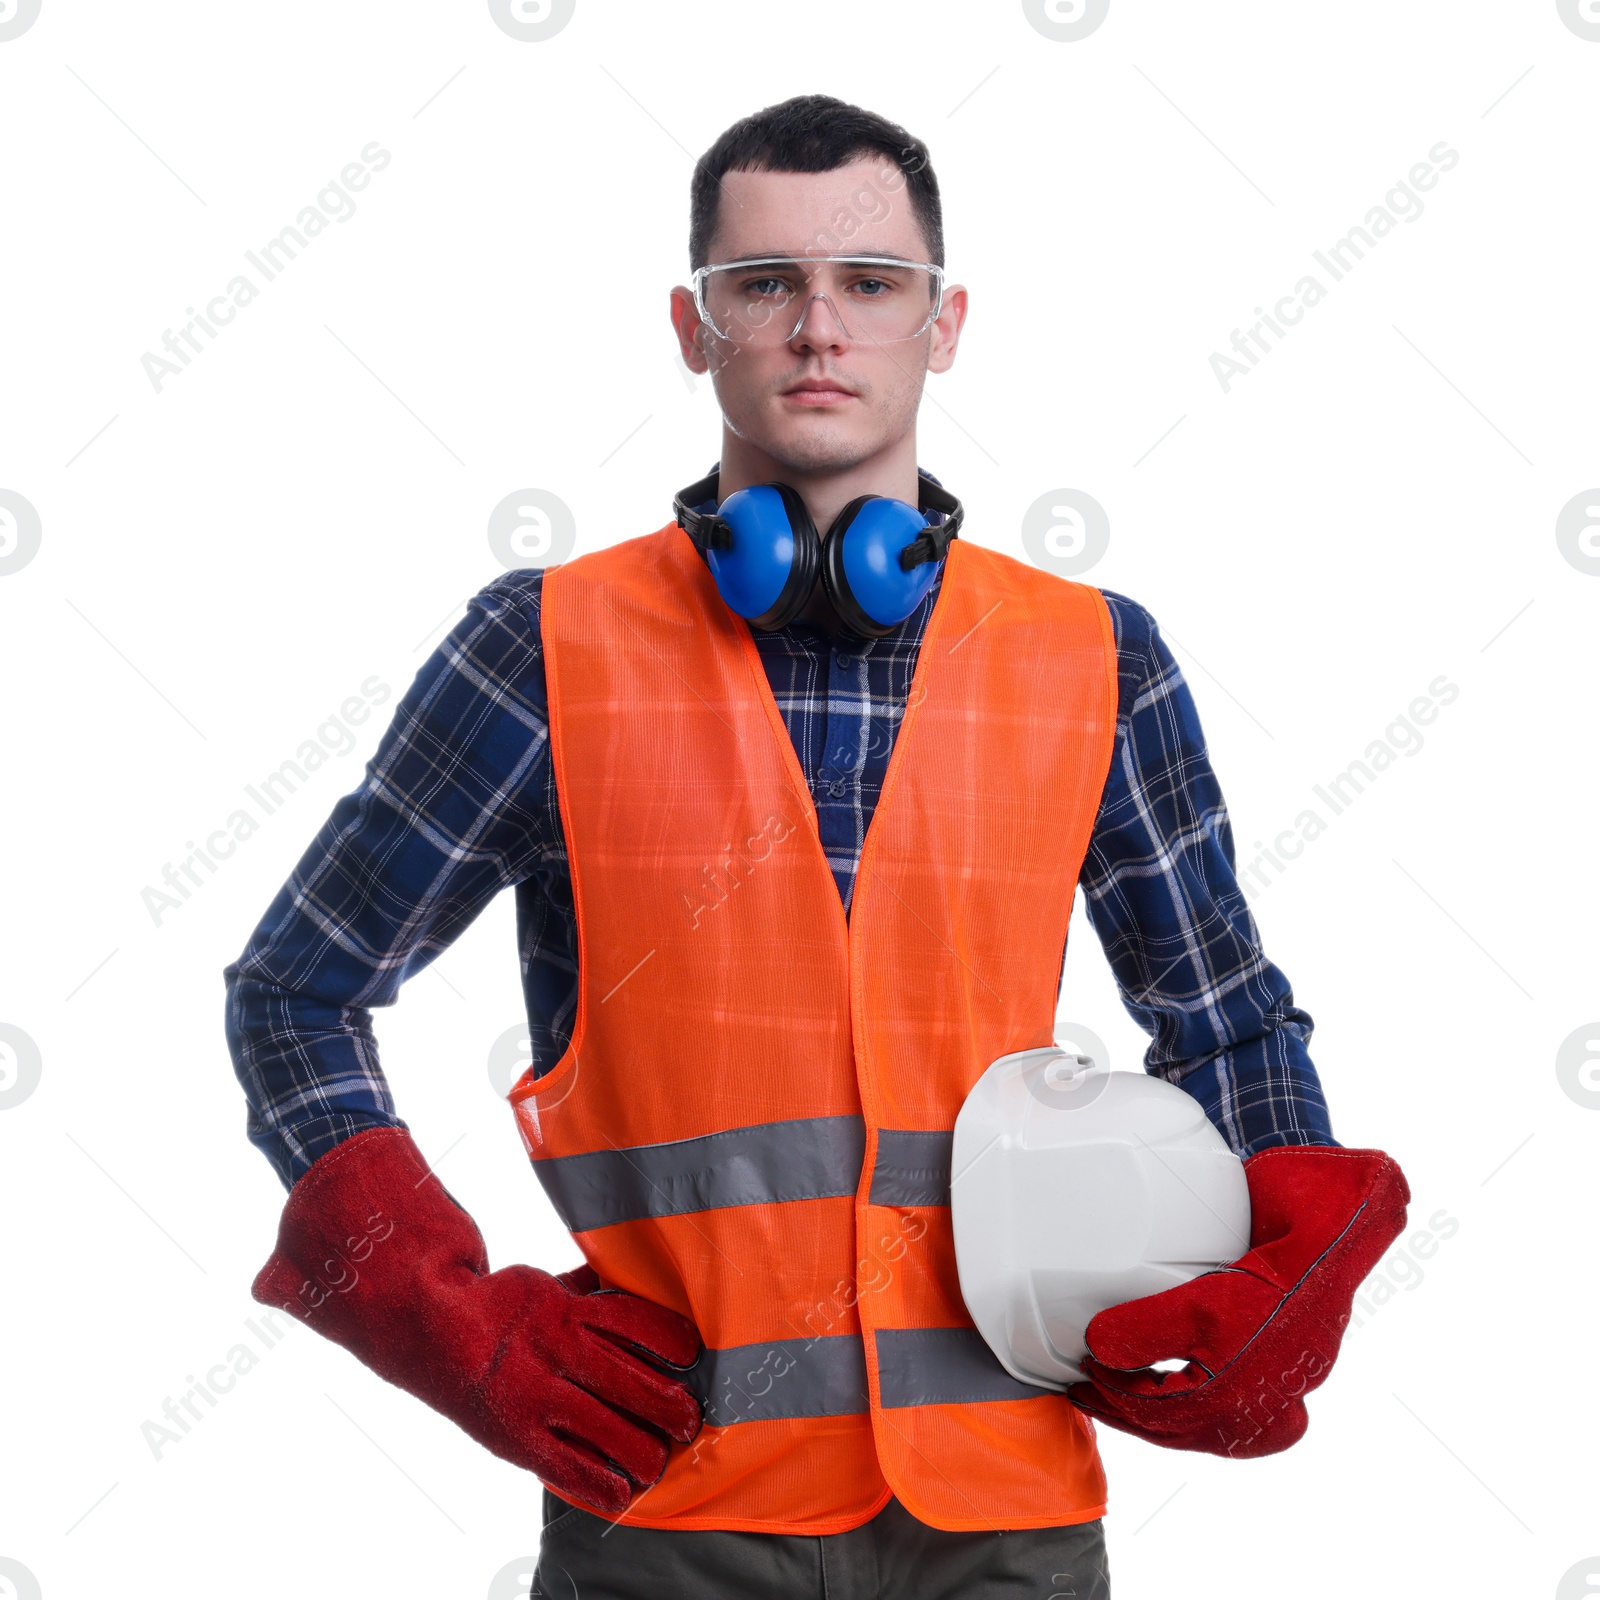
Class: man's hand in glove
251,1125,704,1514
1068,1145,1409,1459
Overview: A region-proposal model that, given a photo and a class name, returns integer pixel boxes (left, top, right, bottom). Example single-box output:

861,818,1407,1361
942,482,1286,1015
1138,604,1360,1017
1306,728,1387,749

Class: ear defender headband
672,468,964,639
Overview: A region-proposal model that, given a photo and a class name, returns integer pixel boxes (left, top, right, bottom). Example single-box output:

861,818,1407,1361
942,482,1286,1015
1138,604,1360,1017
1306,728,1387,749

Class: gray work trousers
531,1487,1110,1599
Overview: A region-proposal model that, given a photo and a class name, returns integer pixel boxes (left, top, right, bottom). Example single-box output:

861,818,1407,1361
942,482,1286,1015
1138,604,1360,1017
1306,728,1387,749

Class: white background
1,2,1595,1596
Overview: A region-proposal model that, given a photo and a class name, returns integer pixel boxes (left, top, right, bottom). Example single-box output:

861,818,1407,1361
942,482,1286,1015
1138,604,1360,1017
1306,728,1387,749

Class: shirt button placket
825,641,868,803
819,640,857,806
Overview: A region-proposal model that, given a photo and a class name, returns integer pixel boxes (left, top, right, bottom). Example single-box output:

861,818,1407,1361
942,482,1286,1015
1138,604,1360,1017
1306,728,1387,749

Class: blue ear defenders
672,467,964,638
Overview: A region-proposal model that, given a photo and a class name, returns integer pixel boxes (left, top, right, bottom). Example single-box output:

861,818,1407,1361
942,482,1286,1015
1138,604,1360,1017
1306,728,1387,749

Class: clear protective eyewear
692,254,946,347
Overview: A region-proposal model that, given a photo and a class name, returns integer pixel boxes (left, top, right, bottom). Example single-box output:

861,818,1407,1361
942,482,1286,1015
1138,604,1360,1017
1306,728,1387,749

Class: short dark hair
689,94,943,272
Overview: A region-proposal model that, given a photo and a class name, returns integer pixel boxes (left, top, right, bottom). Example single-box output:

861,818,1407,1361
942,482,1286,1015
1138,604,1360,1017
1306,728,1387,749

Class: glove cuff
251,1125,487,1338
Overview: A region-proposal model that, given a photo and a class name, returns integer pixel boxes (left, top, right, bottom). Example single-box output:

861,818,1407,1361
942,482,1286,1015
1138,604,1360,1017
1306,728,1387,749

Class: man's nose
788,291,851,348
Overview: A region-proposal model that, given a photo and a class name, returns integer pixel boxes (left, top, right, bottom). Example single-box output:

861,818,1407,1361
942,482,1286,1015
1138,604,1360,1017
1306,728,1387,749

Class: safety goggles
691,254,946,346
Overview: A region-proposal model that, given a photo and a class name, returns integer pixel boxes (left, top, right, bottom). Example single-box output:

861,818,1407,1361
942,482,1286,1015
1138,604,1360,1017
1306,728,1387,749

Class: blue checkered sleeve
1084,590,1337,1157
223,571,556,1190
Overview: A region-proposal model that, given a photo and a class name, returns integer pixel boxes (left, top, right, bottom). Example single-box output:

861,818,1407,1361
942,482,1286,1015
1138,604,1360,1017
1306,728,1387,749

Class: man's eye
852,277,892,297
744,276,793,298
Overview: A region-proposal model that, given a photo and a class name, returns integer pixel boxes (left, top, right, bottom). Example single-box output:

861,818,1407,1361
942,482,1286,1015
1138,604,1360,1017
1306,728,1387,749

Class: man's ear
669,286,711,375
927,284,969,377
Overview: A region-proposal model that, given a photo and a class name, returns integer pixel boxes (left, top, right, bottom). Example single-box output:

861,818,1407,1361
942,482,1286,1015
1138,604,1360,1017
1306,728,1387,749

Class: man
227,95,1408,1599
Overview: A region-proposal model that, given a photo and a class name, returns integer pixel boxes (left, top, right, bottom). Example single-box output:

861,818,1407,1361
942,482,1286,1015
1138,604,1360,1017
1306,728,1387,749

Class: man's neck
716,431,922,545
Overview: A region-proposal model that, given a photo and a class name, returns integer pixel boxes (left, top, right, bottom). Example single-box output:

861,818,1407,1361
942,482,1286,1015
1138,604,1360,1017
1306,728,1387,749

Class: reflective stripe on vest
680,1326,1052,1427
531,1117,953,1232
510,520,1118,1535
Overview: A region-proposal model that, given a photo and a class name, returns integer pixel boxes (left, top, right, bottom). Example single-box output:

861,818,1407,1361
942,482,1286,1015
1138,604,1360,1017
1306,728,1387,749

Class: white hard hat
951,1046,1252,1390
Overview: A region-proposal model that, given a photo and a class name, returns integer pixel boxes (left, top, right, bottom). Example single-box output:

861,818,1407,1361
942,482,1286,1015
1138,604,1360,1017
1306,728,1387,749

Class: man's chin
751,422,885,478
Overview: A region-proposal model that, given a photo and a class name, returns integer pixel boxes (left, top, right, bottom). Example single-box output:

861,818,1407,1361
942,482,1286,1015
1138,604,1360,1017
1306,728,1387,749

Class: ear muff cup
705,482,820,631
821,495,946,639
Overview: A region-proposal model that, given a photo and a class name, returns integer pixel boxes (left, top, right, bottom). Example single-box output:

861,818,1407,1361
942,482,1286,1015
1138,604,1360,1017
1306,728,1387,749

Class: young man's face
669,156,967,479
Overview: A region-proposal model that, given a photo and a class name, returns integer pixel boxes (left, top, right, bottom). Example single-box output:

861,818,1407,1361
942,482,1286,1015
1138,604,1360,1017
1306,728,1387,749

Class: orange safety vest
508,517,1120,1534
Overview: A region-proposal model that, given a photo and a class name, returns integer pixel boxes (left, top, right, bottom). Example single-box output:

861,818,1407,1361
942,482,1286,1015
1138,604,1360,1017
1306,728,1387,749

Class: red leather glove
251,1126,704,1513
1068,1144,1409,1458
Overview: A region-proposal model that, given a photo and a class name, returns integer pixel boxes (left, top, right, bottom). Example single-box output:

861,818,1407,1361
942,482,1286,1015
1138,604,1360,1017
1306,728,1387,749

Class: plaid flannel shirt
225,489,1335,1191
